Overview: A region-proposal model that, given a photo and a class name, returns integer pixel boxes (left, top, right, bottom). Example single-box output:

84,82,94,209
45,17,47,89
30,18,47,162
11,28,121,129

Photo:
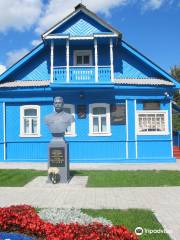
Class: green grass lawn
0,169,47,187
0,169,180,187
72,170,180,187
83,209,171,240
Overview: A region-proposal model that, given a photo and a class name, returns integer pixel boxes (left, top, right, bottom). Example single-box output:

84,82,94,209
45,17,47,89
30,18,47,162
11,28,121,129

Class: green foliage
171,65,180,130
83,209,171,240
73,170,180,187
0,169,47,186
171,65,180,81
172,113,180,131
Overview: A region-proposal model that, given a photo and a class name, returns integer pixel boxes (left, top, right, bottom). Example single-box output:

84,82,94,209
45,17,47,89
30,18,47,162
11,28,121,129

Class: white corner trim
134,99,138,159
50,40,54,83
110,38,114,82
3,102,6,161
94,38,98,82
170,101,173,157
20,105,41,138
125,100,128,159
89,103,111,136
66,39,70,82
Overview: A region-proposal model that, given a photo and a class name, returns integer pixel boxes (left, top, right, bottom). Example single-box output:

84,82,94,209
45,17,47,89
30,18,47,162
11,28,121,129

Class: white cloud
141,0,172,11
6,48,29,67
35,0,129,34
0,0,42,32
0,65,6,75
31,39,42,47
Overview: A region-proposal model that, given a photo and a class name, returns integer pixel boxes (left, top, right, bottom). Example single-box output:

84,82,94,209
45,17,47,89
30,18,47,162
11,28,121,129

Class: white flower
48,167,59,174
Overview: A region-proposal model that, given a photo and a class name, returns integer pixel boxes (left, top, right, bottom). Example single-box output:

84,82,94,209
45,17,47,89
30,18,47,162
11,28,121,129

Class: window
137,110,168,135
143,101,160,110
89,103,111,136
63,104,76,136
20,105,40,137
74,50,92,66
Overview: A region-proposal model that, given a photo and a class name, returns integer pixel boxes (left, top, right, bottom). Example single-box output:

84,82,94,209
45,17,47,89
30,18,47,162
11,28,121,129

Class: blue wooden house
0,4,179,163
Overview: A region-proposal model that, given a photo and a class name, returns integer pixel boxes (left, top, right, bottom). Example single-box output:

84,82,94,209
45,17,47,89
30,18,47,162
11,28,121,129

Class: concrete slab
24,176,88,188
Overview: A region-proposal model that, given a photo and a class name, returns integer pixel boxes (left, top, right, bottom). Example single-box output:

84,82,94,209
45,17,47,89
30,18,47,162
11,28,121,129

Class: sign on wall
111,104,126,124
77,105,86,119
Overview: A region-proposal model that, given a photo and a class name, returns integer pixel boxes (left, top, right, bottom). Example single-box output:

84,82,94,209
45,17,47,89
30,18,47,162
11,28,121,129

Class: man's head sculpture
44,96,74,136
54,96,64,113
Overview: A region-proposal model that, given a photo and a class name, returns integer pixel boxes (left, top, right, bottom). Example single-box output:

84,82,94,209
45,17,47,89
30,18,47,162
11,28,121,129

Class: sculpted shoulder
63,112,74,123
44,112,56,123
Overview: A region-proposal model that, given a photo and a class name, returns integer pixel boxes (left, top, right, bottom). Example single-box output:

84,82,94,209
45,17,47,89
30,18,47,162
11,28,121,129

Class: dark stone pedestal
48,139,69,183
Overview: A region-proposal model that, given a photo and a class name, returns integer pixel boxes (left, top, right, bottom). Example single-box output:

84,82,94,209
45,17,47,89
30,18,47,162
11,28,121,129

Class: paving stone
0,161,180,170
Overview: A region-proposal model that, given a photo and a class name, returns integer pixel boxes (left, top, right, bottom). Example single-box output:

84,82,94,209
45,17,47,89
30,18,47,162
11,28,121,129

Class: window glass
24,119,30,134
84,55,90,64
101,117,107,132
77,56,82,65
93,107,106,115
93,117,99,132
24,109,37,116
32,119,37,133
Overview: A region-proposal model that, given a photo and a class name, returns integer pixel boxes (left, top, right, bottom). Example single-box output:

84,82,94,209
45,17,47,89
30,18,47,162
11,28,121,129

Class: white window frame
136,110,169,135
63,104,76,137
20,105,41,137
89,103,111,136
74,50,93,66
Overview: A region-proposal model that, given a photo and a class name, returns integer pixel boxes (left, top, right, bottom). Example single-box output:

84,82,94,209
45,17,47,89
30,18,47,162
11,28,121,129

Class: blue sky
0,0,179,74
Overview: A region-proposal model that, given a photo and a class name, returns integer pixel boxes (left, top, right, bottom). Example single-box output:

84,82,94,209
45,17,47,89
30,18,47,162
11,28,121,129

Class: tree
171,65,180,82
171,65,180,131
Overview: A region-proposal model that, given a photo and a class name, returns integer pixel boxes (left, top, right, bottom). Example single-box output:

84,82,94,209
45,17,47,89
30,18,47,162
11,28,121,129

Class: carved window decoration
137,110,168,135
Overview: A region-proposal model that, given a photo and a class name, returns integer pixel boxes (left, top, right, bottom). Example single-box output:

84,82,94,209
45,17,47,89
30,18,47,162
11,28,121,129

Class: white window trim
20,105,41,138
64,104,76,137
136,110,169,135
89,103,111,136
74,50,93,66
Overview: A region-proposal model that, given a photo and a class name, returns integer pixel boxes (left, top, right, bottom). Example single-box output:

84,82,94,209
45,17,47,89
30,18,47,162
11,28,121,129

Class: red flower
0,205,138,240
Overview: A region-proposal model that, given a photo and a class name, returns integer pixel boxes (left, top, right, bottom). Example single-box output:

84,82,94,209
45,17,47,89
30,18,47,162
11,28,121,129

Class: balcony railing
53,66,111,83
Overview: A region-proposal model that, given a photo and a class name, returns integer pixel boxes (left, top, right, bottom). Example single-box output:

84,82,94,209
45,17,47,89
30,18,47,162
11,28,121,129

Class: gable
52,11,112,36
42,4,121,38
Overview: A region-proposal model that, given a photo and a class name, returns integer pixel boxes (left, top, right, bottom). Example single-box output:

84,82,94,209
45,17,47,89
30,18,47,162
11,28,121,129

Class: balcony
53,66,111,83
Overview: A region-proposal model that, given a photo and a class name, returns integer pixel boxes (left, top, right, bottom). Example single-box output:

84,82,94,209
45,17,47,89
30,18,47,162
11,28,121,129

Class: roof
0,80,50,88
114,78,174,86
0,78,174,88
42,4,121,38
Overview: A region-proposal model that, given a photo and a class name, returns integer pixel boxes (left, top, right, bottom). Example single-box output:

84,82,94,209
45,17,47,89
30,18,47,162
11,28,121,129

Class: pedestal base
48,140,69,183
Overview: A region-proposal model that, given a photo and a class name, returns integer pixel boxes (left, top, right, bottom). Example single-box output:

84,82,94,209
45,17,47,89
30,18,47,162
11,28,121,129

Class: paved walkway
0,161,180,170
0,184,180,240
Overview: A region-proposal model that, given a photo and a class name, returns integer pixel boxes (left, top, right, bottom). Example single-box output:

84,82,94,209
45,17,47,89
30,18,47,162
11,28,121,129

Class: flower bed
0,205,138,240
